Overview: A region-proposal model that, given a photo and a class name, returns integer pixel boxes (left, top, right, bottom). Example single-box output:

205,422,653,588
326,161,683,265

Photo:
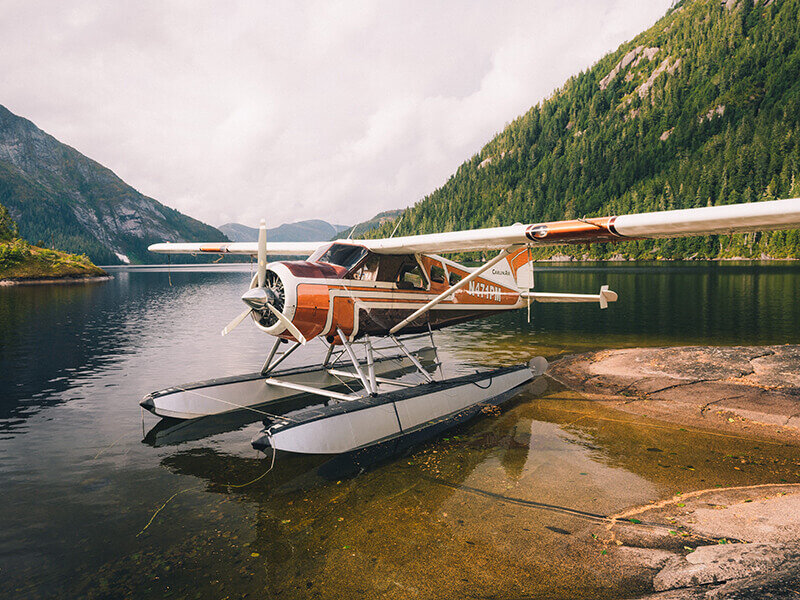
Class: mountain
334,209,404,240
0,105,228,264
219,219,349,243
368,0,800,260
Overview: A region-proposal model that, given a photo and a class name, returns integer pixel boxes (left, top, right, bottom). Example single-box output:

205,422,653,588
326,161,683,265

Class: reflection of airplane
143,198,800,455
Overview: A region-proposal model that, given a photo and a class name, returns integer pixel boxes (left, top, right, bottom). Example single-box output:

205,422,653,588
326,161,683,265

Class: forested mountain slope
0,105,227,264
369,0,800,259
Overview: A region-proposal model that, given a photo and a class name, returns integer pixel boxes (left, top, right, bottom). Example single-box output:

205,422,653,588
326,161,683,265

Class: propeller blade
257,218,267,288
265,303,307,345
221,308,253,336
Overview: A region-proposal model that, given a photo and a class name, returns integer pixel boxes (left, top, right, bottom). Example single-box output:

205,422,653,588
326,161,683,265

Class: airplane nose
242,286,277,310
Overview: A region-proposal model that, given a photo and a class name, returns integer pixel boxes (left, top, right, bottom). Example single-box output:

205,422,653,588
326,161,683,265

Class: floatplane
141,198,800,455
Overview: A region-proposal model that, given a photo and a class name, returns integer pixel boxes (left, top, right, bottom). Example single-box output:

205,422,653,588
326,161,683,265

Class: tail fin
478,246,534,289
508,246,534,289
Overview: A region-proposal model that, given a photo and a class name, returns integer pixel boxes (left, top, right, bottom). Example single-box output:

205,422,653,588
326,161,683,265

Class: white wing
148,241,322,256
360,198,800,254
149,198,800,257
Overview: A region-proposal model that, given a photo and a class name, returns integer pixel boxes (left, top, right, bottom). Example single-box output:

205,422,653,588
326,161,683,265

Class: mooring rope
136,444,278,538
227,443,277,489
92,433,129,460
421,475,741,544
136,485,202,537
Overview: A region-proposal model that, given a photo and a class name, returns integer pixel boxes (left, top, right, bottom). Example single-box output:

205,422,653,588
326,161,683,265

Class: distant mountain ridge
0,105,227,264
368,0,800,259
219,219,349,243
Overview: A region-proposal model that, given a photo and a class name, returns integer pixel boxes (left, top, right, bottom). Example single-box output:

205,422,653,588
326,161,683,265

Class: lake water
1,262,799,599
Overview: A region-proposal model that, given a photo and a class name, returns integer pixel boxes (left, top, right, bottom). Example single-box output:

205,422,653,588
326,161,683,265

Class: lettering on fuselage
467,281,502,302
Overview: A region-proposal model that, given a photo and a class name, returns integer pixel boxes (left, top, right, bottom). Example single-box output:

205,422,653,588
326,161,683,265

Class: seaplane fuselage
255,242,526,343
142,198,800,436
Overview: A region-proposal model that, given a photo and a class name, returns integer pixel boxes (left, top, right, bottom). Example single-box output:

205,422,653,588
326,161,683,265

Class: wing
148,241,323,256
358,197,800,254
148,198,800,257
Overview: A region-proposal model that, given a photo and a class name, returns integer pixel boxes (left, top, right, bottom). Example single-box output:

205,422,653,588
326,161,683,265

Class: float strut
261,337,282,374
427,321,443,380
390,334,434,383
261,341,301,376
337,328,375,396
365,334,378,393
322,341,335,367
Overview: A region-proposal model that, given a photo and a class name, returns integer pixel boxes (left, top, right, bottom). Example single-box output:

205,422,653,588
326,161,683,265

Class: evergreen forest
368,0,800,260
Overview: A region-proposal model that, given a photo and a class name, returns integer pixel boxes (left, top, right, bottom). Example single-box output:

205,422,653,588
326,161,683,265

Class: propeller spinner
221,219,306,344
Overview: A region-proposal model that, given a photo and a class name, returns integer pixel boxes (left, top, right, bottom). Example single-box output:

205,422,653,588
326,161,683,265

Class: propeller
221,308,253,336
264,302,306,344
220,219,306,344
257,218,267,288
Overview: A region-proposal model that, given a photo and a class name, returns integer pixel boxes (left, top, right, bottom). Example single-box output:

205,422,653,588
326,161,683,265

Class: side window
349,254,379,281
430,264,445,284
397,262,426,290
448,271,463,286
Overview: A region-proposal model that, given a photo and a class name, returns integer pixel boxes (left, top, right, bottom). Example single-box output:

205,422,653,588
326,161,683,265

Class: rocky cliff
0,105,227,264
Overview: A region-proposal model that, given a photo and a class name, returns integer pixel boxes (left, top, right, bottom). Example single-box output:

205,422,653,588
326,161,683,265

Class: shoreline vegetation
0,203,107,284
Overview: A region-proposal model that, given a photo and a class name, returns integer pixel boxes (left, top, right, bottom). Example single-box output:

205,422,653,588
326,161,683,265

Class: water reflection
0,267,277,429
3,262,800,427
1,264,800,599
140,386,800,600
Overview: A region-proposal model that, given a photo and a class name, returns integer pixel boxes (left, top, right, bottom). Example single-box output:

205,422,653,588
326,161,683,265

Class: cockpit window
311,243,369,272
396,261,427,290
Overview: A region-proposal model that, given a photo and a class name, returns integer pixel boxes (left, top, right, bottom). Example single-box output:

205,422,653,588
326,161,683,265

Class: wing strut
389,246,519,334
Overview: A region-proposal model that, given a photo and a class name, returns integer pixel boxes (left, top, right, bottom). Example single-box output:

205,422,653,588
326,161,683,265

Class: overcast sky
2,0,671,229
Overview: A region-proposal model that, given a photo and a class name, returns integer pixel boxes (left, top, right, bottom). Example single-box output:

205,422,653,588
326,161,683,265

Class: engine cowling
251,261,344,341
251,263,295,336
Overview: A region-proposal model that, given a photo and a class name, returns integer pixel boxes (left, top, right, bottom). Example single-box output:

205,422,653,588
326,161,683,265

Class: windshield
312,243,369,272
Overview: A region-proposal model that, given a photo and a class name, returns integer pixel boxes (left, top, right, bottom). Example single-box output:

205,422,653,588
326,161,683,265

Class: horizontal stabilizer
522,285,618,309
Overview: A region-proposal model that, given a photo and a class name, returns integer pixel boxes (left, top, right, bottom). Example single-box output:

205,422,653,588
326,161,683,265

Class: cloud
0,0,671,229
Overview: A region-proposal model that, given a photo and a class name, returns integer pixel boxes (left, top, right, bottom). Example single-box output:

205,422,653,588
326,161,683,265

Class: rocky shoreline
548,346,800,598
549,345,800,444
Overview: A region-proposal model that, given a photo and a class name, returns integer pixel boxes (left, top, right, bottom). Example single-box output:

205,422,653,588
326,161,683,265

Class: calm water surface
1,262,799,599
